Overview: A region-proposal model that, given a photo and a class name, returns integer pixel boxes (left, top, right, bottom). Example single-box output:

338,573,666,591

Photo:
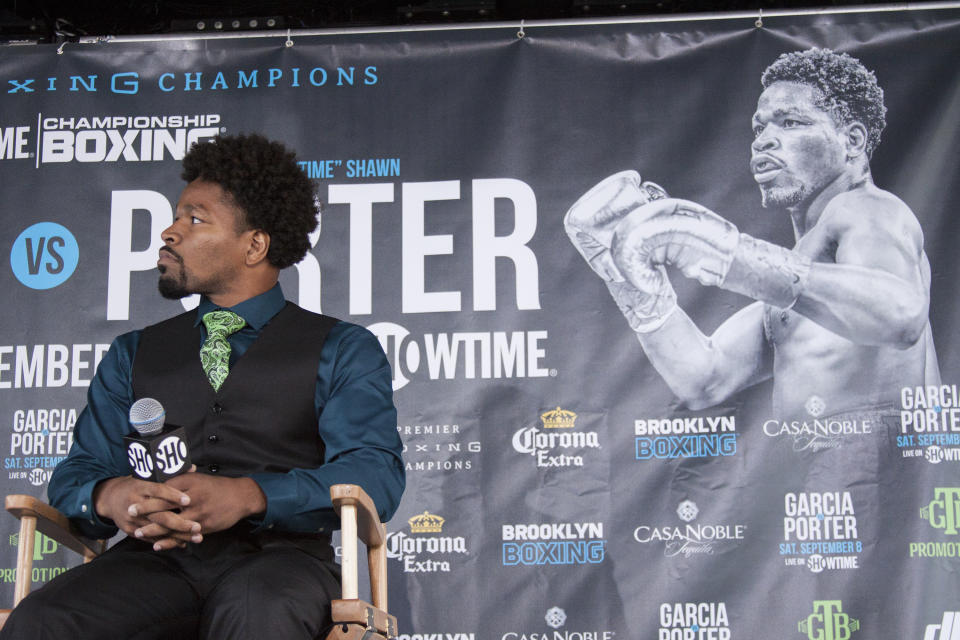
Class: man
565,48,939,422
2,134,405,639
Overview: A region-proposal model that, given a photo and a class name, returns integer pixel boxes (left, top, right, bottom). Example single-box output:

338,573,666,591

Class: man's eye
782,119,801,127
753,125,764,137
191,216,202,224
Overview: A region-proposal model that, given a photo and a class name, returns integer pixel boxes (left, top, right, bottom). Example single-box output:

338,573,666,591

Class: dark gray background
1,9,959,637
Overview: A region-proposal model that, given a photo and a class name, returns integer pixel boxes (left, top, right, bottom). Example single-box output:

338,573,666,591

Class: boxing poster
1,7,959,638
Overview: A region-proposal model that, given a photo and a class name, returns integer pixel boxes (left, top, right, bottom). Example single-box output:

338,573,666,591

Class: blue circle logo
10,222,79,290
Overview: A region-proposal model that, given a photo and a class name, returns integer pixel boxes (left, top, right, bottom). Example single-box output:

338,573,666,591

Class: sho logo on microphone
125,397,191,481
125,430,191,481
127,442,154,479
155,435,187,474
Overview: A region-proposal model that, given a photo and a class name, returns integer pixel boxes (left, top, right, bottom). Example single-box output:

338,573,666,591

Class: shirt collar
194,283,286,331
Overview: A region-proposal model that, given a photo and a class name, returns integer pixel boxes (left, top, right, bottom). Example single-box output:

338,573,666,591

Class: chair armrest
5,495,105,559
330,484,384,547
329,484,396,638
4,495,106,607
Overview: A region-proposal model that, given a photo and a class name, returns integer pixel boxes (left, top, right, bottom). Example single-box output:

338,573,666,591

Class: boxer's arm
791,196,928,348
612,194,929,349
635,301,772,409
613,199,811,308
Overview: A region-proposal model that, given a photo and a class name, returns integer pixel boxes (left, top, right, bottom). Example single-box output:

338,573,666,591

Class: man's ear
844,122,869,159
245,229,271,266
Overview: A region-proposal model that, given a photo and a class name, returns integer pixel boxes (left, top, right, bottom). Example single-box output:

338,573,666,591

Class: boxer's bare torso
764,183,937,419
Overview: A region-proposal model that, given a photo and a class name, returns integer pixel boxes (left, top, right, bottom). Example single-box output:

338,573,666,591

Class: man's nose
752,128,779,153
161,222,179,244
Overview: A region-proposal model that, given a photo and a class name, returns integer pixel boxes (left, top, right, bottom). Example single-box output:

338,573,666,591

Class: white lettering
471,178,539,311
402,181,461,313
106,190,172,321
327,183,395,315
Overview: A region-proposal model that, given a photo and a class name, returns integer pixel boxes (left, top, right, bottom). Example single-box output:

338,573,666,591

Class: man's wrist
236,477,268,519
721,233,811,308
606,278,677,333
92,476,124,523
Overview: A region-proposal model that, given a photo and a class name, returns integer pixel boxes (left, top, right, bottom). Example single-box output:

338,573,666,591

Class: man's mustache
159,247,183,263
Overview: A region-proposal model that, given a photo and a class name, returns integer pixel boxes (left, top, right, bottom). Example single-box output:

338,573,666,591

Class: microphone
124,398,192,482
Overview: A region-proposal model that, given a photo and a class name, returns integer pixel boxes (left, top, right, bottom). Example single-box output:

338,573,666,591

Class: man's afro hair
182,134,318,269
762,48,887,158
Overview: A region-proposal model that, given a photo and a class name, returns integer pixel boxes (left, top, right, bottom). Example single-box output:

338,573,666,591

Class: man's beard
760,181,808,209
157,263,192,299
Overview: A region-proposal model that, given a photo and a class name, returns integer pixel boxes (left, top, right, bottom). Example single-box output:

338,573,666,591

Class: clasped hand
93,470,266,551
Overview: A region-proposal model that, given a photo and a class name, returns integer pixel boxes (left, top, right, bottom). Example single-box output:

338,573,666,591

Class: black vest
131,303,338,477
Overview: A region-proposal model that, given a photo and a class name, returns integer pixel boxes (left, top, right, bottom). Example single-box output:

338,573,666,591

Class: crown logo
541,407,577,429
409,510,445,533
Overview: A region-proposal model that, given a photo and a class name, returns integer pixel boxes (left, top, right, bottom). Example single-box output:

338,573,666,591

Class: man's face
750,81,849,209
157,179,252,300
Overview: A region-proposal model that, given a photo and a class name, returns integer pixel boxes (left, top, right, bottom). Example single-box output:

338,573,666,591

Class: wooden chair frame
0,484,397,639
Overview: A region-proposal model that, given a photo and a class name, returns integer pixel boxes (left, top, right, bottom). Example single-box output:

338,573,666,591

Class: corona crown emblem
541,407,577,429
409,511,445,533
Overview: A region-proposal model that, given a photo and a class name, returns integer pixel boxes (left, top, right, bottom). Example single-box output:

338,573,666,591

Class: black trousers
0,526,341,640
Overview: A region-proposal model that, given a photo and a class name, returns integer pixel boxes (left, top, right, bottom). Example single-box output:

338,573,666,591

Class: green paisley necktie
200,310,246,391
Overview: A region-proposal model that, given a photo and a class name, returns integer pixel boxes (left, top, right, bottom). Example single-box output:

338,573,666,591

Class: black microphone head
129,398,165,436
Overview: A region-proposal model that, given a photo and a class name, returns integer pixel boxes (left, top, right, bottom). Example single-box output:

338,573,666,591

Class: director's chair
0,484,397,639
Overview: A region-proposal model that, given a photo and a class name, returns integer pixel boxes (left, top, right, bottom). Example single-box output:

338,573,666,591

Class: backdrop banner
2,9,959,638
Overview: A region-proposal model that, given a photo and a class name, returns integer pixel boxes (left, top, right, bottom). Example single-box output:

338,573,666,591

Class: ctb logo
10,222,79,289
921,488,960,535
9,531,58,560
798,600,859,640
